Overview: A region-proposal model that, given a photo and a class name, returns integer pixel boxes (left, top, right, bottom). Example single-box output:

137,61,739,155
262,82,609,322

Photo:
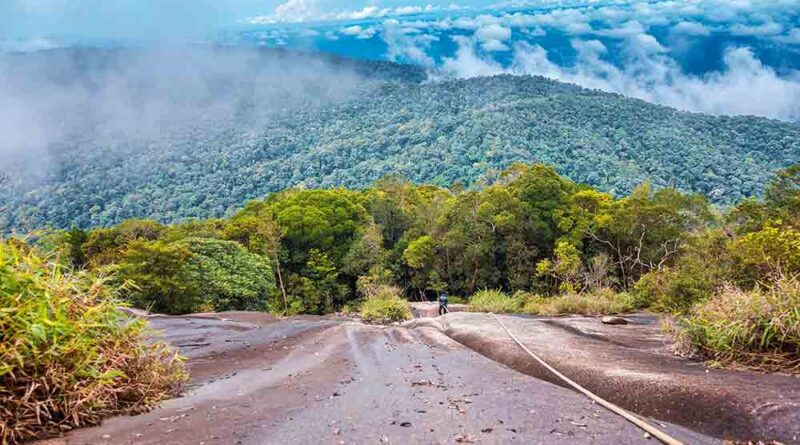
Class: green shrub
468,289,521,313
178,238,276,312
119,240,198,314
668,278,800,373
359,286,411,323
634,269,715,313
0,240,187,443
119,238,275,314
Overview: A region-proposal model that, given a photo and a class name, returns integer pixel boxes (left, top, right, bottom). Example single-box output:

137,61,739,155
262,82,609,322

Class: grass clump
0,240,187,444
467,289,522,313
359,285,411,323
668,277,800,373
468,288,636,316
531,288,638,316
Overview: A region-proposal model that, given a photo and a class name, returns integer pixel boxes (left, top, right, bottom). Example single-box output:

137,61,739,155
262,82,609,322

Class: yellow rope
490,313,685,445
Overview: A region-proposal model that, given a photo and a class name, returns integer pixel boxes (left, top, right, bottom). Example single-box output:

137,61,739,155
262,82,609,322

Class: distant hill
1,48,799,231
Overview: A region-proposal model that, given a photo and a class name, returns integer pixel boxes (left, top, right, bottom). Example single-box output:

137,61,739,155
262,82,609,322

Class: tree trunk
275,258,288,312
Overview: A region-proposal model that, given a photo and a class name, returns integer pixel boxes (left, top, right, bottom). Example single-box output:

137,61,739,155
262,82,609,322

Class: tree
363,175,415,249
734,222,800,280
588,183,712,289
65,227,88,269
765,164,800,217
402,235,438,299
118,238,275,314
224,204,288,311
536,241,581,293
294,249,343,314
507,163,576,255
266,189,368,268
82,219,165,267
119,240,197,314
178,238,275,312
342,222,385,278
439,191,499,294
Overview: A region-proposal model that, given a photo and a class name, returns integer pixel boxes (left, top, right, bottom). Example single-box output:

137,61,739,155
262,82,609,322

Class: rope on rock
490,312,685,445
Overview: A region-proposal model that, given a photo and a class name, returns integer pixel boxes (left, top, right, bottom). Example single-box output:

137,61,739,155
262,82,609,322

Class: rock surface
601,315,629,325
405,313,800,443
37,312,718,445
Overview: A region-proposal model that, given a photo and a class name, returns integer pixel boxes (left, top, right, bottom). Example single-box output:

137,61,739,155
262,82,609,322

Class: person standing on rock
438,291,449,315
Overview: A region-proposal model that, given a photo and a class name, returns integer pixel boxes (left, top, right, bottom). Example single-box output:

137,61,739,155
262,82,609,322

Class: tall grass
668,277,800,373
467,289,524,313
468,288,636,316
533,289,638,316
0,240,187,443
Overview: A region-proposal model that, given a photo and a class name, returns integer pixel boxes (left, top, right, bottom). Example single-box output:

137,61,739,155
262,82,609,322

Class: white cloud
573,38,607,55
627,33,666,54
596,20,646,38
340,25,376,39
441,36,504,78
440,37,800,121
249,0,318,24
522,26,547,37
395,6,423,15
730,21,784,36
335,6,390,21
482,39,510,52
246,2,461,25
340,25,361,35
593,6,629,24
475,23,511,43
672,21,711,36
299,28,320,37
383,19,437,66
0,38,59,52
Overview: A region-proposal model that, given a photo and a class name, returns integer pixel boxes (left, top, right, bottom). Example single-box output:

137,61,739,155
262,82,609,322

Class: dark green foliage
178,238,275,312
764,164,800,215
589,183,713,289
82,219,165,267
287,249,346,315
65,226,88,268
3,72,799,233
728,164,800,233
266,189,367,267
119,240,198,314
119,238,274,314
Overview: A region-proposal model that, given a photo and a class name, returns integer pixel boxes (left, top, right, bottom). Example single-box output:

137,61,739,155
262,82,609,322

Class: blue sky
2,0,800,120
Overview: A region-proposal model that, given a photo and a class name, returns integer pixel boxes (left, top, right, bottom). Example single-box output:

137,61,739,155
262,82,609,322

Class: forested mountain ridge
1,49,799,231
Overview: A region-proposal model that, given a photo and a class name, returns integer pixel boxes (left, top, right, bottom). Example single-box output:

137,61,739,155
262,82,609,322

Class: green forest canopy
40,162,800,317
1,52,798,232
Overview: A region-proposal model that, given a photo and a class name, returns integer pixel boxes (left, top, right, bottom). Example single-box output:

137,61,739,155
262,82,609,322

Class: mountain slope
1,49,799,230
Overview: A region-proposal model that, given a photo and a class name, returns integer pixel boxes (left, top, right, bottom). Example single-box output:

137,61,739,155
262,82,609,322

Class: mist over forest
0,47,413,183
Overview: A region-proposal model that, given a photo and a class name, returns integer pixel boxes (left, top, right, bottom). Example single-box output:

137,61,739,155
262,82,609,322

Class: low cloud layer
438,37,800,120
235,0,800,120
4,0,800,125
371,0,800,120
